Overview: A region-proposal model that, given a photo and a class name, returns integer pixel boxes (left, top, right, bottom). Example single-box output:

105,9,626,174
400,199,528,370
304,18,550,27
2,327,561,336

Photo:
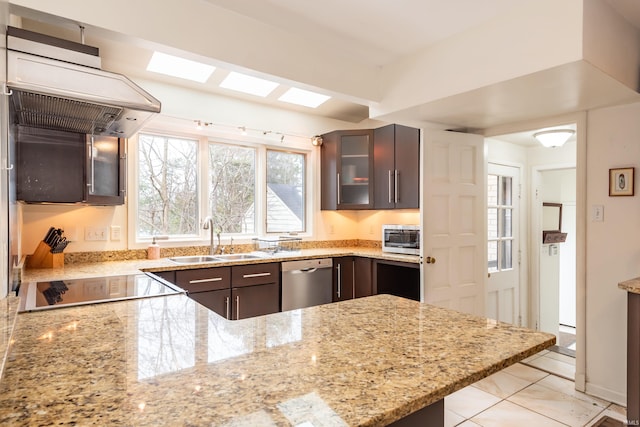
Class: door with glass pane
487,164,520,325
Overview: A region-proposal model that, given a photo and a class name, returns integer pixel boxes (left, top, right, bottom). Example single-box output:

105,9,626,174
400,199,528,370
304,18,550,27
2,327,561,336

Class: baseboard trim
585,382,626,407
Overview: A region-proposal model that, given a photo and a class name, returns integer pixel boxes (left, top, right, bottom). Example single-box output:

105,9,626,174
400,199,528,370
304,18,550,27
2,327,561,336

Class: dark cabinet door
190,289,230,319
354,257,373,298
333,256,354,302
232,282,280,320
394,125,420,209
16,126,85,203
321,129,374,210
85,135,125,205
175,267,231,293
373,124,420,209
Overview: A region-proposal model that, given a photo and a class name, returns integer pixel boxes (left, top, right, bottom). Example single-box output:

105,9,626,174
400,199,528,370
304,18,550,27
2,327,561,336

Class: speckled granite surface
0,294,554,426
0,297,19,381
22,247,419,283
619,277,640,294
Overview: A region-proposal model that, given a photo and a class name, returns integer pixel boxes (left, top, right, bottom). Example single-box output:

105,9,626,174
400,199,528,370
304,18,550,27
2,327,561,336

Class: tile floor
444,350,627,427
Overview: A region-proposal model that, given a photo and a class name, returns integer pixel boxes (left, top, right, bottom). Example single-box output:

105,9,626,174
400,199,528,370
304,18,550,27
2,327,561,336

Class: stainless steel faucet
202,216,218,255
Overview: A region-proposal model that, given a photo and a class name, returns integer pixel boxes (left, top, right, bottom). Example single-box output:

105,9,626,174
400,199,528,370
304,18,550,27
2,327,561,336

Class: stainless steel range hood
6,26,161,138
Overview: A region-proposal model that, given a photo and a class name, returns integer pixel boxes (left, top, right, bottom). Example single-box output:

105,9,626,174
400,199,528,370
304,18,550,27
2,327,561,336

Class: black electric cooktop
18,273,182,312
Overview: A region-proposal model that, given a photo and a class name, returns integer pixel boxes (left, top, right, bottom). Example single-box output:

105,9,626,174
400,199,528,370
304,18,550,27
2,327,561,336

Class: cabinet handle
337,173,341,204
242,272,271,279
388,170,393,204
225,296,230,320
189,277,223,284
337,263,341,299
394,169,399,204
120,152,127,196
352,259,356,298
89,135,95,194
235,295,240,320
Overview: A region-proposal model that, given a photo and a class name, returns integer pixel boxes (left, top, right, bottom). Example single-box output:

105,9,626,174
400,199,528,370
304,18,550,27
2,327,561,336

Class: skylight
219,72,279,97
146,52,215,83
278,88,330,108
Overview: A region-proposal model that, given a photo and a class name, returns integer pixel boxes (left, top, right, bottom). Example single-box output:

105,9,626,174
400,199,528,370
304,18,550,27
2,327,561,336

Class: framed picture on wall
609,167,634,196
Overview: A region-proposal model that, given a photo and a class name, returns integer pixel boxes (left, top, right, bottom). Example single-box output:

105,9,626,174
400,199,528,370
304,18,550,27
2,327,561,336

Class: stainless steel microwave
382,225,420,255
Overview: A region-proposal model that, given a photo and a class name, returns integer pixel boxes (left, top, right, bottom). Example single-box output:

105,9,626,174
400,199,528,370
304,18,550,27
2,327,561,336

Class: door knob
425,256,436,264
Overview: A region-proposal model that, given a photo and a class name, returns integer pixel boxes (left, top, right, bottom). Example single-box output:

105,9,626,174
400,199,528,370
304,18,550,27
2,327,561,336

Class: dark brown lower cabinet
333,257,372,302
373,259,420,301
172,263,281,320
232,283,280,320
628,292,640,424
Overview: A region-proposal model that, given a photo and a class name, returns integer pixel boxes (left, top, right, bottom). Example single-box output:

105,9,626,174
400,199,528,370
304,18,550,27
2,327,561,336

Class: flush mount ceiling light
147,52,215,83
219,72,279,97
278,88,330,108
533,129,575,148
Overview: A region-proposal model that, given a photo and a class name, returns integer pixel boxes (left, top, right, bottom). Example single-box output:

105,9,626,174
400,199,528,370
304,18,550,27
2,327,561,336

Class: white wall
584,102,640,405
19,81,413,255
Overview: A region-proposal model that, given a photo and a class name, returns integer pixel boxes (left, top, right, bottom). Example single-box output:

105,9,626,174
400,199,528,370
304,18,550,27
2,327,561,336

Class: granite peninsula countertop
0,294,555,426
21,247,420,283
619,276,640,294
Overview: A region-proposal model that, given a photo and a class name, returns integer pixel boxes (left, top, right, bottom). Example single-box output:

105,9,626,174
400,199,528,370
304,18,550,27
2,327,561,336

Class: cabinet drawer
175,267,231,292
232,263,279,287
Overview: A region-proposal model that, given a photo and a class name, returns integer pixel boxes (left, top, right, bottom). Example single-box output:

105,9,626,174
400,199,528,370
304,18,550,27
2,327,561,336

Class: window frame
128,129,313,249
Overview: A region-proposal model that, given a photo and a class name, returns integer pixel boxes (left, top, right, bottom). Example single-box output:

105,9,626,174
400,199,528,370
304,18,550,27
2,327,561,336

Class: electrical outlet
110,225,121,241
329,224,335,234
85,226,108,241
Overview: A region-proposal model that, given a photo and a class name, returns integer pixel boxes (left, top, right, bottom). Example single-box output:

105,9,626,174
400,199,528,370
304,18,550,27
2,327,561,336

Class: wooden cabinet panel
373,124,419,209
190,289,230,319
354,257,373,298
175,267,231,292
232,263,279,287
151,271,175,283
232,283,280,320
333,256,354,302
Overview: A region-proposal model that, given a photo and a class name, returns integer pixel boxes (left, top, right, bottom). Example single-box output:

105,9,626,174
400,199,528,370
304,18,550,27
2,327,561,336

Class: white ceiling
13,0,640,135
202,0,532,67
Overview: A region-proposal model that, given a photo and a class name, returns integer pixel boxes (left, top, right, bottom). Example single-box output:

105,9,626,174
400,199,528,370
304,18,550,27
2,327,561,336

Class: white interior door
486,164,520,325
420,130,486,317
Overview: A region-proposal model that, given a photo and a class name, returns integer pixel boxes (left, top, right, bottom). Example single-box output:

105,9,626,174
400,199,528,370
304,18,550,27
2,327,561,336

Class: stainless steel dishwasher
281,258,333,311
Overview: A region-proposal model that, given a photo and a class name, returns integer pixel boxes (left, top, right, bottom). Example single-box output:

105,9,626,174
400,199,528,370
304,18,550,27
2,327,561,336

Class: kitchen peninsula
0,286,554,426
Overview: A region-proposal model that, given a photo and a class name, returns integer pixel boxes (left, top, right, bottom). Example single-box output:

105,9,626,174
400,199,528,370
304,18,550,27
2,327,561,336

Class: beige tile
471,400,566,427
606,403,627,419
445,385,501,419
445,408,466,427
502,363,549,383
524,354,575,380
543,351,576,366
537,374,609,408
458,421,482,427
584,407,628,427
508,383,606,427
472,370,533,399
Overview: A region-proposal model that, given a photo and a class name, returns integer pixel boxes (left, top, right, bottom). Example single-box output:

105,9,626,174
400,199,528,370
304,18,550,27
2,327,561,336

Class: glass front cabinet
320,129,374,210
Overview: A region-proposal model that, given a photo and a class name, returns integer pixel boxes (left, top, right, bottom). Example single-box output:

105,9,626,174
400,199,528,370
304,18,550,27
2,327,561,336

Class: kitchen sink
213,253,263,261
168,255,219,264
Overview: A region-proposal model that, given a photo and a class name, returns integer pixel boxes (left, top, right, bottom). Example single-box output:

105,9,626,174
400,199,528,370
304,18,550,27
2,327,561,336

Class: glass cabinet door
86,135,125,205
338,132,372,208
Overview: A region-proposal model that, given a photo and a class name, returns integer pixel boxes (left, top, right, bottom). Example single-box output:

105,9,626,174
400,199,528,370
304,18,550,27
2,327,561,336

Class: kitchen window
135,132,308,242
137,133,199,238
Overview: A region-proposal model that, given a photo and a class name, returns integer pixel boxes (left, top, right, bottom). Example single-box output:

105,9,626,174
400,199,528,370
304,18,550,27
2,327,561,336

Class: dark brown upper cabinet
373,124,420,209
16,126,125,205
321,129,375,210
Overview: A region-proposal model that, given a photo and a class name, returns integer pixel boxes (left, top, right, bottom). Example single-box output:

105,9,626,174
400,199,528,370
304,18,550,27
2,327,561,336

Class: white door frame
484,112,587,392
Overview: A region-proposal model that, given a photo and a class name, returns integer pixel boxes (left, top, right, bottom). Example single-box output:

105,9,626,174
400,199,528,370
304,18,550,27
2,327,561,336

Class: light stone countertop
619,276,640,294
0,297,19,381
21,247,420,283
0,293,554,426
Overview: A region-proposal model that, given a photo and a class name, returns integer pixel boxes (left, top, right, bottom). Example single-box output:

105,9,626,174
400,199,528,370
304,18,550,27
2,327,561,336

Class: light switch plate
85,226,108,241
592,205,604,222
110,225,121,241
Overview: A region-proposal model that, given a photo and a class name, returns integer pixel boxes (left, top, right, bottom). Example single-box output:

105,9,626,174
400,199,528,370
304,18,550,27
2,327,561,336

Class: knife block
26,241,64,268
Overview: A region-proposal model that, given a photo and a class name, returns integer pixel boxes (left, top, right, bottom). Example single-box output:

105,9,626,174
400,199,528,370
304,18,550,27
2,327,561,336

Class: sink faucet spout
202,216,216,255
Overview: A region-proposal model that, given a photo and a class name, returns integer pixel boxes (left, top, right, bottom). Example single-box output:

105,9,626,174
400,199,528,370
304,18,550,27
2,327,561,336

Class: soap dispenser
147,236,160,260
